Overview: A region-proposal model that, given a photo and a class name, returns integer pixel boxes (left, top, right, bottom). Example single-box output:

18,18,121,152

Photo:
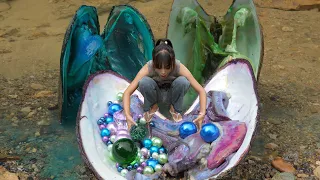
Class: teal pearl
158,153,168,164
154,164,162,172
151,137,163,148
143,166,154,175
116,92,124,102
143,139,152,149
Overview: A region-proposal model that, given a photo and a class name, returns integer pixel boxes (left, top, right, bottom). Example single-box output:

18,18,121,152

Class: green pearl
120,169,128,177
154,164,162,172
139,157,145,163
152,152,159,159
152,137,163,148
139,117,146,125
110,135,116,143
116,92,124,101
107,144,113,151
143,166,154,175
158,153,168,164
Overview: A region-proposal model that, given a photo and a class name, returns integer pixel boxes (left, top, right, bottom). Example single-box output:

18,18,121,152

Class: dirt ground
0,0,320,179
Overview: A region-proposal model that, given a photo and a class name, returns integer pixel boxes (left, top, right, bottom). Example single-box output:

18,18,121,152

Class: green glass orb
116,92,124,101
143,166,154,175
111,138,138,165
154,164,162,172
158,153,168,164
151,137,163,148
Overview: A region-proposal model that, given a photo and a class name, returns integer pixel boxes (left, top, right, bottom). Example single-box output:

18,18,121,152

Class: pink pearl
141,162,147,167
99,124,106,130
104,113,109,117
136,166,143,173
102,136,109,142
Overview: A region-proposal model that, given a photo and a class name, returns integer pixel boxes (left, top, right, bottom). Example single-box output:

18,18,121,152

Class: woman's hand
126,115,137,130
193,113,205,131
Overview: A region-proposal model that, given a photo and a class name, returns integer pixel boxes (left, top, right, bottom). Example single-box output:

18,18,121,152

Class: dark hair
152,38,175,69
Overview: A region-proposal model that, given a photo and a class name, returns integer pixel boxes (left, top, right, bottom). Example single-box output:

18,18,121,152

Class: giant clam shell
77,59,259,179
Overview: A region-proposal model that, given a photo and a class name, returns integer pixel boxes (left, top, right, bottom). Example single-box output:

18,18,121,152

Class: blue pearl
97,119,103,125
127,165,133,171
159,147,166,154
146,159,158,169
143,139,152,149
105,116,114,124
101,128,110,137
107,141,112,145
108,103,123,116
149,146,159,155
179,122,197,139
117,166,123,172
150,122,155,127
200,123,220,143
100,117,106,123
133,163,139,169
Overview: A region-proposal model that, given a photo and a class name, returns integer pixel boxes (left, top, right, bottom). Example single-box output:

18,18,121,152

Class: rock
33,91,54,98
37,119,50,126
271,172,295,180
272,157,296,173
26,111,36,118
8,95,18,99
35,131,40,137
0,2,10,12
30,83,44,90
314,166,320,179
255,0,320,11
0,166,19,180
282,27,294,32
265,143,279,150
268,119,282,125
21,107,32,115
269,133,278,140
316,161,320,166
297,173,309,178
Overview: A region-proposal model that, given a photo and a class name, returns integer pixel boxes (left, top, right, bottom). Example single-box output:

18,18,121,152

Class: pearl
152,152,159,159
136,166,143,173
117,166,123,172
154,164,162,172
142,139,152,149
107,144,113,151
151,137,163,148
143,166,154,175
97,119,103,125
200,123,220,143
105,116,114,124
139,117,146,125
116,92,124,101
102,136,109,143
179,122,197,139
100,128,110,137
158,153,168,164
120,169,128,177
110,135,116,143
149,146,159,155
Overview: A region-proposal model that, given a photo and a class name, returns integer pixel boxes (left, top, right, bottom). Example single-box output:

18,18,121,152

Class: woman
123,38,207,130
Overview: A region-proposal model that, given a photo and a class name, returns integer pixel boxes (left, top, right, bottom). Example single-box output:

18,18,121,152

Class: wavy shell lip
77,59,259,179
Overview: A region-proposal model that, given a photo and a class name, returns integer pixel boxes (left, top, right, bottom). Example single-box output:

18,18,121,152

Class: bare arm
179,64,207,129
123,64,149,119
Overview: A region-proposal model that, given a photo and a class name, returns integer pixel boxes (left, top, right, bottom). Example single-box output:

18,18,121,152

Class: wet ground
0,0,320,179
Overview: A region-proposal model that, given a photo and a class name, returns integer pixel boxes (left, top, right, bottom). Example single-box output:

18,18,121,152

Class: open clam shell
77,59,259,179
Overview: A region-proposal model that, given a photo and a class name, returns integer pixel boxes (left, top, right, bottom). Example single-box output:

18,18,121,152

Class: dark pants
138,76,190,113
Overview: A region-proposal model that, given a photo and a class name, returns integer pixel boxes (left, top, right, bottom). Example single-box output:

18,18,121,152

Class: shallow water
1,0,320,179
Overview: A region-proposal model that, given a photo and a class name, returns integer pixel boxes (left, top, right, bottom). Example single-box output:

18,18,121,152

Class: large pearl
179,121,197,139
158,153,168,164
154,164,162,172
143,166,154,175
200,123,220,143
142,139,152,149
151,137,163,148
